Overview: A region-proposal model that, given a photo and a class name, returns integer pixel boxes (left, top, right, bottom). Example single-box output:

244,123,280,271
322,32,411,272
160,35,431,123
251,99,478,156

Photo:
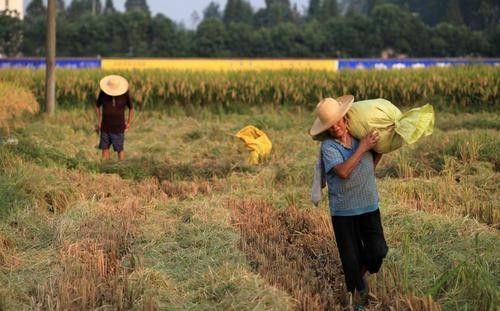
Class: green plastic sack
346,99,434,153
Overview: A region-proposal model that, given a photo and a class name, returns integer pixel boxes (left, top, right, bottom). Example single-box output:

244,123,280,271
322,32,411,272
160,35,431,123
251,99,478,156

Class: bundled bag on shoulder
346,99,434,153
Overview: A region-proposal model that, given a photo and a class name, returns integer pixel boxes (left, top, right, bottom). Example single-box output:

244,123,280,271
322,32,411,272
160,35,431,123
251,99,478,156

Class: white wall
0,0,24,19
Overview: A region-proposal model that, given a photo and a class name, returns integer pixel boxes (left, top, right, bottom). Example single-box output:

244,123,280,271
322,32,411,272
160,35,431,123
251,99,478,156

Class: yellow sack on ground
346,99,434,153
235,125,272,164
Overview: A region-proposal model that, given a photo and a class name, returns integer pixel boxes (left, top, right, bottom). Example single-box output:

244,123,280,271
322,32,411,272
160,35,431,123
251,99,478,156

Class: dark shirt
96,91,133,133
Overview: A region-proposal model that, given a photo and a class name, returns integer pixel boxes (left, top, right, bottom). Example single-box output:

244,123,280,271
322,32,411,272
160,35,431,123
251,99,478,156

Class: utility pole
45,0,56,115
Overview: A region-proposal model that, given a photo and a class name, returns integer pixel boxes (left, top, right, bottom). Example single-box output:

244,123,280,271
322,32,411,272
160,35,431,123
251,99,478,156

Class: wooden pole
45,0,56,115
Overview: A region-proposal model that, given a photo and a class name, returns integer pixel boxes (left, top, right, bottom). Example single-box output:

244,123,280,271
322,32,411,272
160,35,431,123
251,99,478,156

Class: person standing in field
310,95,388,311
95,75,134,161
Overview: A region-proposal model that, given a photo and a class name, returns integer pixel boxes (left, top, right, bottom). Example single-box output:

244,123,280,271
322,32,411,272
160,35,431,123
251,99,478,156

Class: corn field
0,66,498,112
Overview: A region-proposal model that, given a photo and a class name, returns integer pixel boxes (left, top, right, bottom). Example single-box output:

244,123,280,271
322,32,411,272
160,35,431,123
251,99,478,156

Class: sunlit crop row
0,66,498,112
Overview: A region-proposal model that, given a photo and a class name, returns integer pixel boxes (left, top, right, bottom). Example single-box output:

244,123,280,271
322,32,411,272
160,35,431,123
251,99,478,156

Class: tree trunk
45,0,56,115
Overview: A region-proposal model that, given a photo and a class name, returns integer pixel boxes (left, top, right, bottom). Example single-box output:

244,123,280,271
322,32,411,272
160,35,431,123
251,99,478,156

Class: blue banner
0,58,101,69
338,58,500,70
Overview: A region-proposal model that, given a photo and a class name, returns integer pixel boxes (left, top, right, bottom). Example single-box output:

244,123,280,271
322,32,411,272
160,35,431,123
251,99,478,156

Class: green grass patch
381,206,499,310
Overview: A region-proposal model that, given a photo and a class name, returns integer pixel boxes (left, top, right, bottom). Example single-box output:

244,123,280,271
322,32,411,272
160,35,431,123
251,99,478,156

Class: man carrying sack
310,95,388,311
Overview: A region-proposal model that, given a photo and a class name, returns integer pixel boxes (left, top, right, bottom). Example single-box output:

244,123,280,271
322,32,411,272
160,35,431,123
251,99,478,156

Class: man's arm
333,147,367,179
333,131,380,179
124,92,134,132
95,105,101,133
125,107,134,132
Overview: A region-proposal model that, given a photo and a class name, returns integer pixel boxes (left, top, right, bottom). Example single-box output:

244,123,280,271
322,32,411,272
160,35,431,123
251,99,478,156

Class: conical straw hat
99,75,129,96
309,95,354,137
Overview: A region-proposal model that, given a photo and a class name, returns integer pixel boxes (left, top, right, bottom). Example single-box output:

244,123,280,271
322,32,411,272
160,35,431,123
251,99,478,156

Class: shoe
354,289,369,311
354,304,365,311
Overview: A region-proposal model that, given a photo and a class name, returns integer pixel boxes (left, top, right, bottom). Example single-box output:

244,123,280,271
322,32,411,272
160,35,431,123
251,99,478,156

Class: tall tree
125,0,150,14
265,0,291,7
291,3,302,24
307,0,321,20
23,0,47,55
384,0,447,26
308,0,338,20
223,0,253,24
364,0,384,15
67,0,102,17
269,22,307,56
255,0,294,27
150,14,179,56
488,25,500,56
195,18,228,56
26,0,46,17
302,20,326,56
475,0,499,30
15,0,500,58
444,0,464,25
57,0,65,12
345,0,371,15
203,2,222,20
225,22,253,56
103,0,116,14
372,3,429,56
322,0,339,18
0,11,23,56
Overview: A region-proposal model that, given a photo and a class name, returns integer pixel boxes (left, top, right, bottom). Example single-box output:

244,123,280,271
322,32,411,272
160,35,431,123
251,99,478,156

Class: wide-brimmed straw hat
99,75,129,96
309,95,354,137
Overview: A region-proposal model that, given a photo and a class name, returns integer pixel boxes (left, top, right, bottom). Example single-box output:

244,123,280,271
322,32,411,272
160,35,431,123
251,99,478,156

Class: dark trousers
332,209,388,293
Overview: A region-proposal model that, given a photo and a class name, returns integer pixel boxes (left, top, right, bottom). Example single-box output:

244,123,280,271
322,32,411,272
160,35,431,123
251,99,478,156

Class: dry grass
161,180,212,199
375,128,500,227
0,234,18,268
34,198,144,310
229,199,442,311
0,82,39,135
381,175,499,227
1,107,498,310
0,151,173,309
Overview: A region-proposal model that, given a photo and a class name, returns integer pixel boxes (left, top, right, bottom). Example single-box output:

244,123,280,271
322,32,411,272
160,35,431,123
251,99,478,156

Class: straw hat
309,95,354,137
99,75,129,96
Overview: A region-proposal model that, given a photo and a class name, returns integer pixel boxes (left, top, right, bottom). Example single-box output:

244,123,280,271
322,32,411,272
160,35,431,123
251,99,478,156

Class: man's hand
359,130,380,152
333,130,380,179
95,123,101,134
125,122,131,133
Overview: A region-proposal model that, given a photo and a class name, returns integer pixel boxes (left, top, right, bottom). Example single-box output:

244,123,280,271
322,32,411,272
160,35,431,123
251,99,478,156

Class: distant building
0,0,24,19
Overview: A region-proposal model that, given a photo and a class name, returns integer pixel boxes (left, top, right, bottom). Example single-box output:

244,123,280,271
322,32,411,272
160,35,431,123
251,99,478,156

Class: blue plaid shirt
321,137,379,216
